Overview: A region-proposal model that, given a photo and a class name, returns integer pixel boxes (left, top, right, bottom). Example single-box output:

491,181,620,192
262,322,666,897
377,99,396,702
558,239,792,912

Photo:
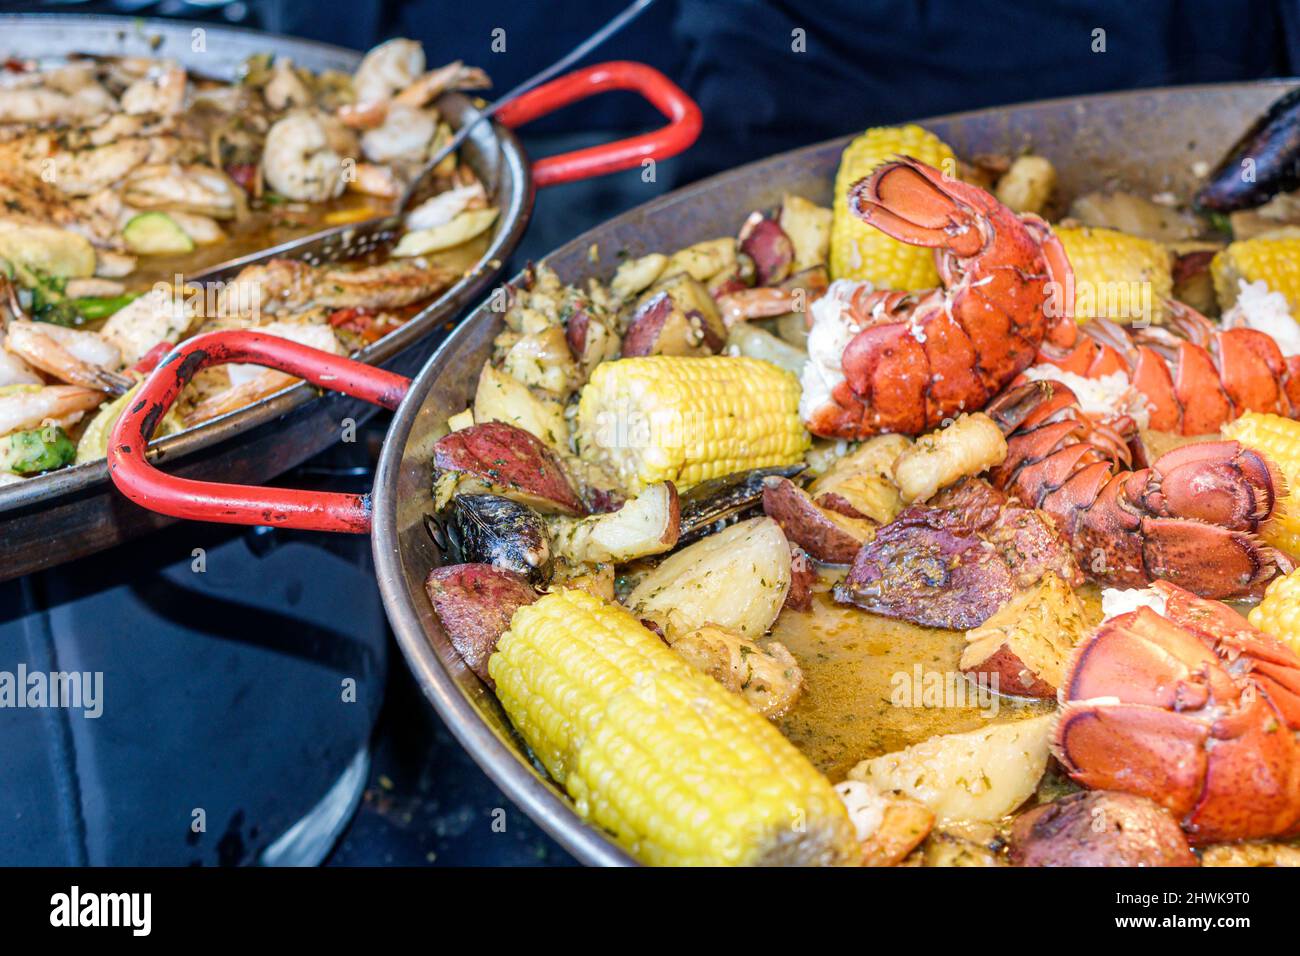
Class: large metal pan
109,81,1297,865
0,14,700,580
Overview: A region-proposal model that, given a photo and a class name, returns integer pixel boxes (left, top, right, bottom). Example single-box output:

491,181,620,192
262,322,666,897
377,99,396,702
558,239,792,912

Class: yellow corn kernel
488,589,858,866
1249,570,1300,655
1222,411,1300,557
575,355,809,493
1212,236,1300,314
830,124,955,289
1054,226,1172,323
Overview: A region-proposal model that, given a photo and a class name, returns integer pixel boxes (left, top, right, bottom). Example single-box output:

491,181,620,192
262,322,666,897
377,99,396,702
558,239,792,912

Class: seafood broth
771,578,1093,780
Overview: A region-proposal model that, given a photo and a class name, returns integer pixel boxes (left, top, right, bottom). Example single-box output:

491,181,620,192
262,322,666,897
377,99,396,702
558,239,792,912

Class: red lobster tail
1037,299,1300,435
814,159,1067,438
985,380,1289,599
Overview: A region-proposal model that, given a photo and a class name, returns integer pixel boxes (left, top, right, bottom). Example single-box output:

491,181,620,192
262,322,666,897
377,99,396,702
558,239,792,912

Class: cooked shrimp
0,333,41,387
4,321,130,395
346,162,401,198
351,38,425,107
262,112,354,202
264,58,313,111
360,104,435,164
393,60,491,108
120,61,187,116
341,59,490,129
122,162,242,218
0,384,105,437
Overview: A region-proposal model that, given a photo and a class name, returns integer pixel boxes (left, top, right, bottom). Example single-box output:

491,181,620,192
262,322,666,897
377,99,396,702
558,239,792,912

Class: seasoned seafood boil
416,92,1300,866
0,39,496,485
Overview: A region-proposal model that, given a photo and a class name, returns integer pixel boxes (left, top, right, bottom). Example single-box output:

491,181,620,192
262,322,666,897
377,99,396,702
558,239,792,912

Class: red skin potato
739,215,794,286
762,476,871,564
961,642,1056,699
425,563,538,688
1010,791,1199,867
784,543,816,612
434,421,585,516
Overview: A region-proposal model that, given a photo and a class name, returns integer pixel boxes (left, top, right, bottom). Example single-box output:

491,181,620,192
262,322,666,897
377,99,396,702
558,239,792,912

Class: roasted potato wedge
960,573,1088,698
501,325,580,398
472,363,567,448
661,237,736,283
609,252,668,300
724,323,807,376
779,194,832,271
1010,792,1198,867
1068,190,1200,243
762,475,874,563
849,715,1054,823
994,155,1056,216
425,563,537,687
784,543,816,611
808,434,910,523
433,421,585,516
738,212,794,286
622,273,727,357
547,481,680,563
626,516,791,639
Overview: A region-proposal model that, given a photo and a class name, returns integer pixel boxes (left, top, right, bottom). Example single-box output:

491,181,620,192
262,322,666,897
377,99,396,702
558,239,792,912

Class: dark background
2,0,1296,866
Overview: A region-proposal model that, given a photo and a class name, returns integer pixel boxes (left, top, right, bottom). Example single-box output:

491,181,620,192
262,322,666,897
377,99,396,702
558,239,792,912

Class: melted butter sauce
769,576,1108,781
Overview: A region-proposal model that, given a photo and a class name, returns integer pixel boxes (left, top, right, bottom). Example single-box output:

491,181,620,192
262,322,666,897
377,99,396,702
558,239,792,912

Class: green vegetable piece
0,426,76,475
123,212,195,256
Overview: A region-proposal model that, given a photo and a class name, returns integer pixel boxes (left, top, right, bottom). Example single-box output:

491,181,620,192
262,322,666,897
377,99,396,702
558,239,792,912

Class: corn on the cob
1249,568,1300,655
1212,236,1300,314
575,355,809,493
488,588,857,866
1222,411,1300,556
1054,226,1172,324
829,124,955,289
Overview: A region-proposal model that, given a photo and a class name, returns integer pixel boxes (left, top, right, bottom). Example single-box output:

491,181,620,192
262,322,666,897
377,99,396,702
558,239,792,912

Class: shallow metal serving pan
110,81,1297,864
0,14,699,580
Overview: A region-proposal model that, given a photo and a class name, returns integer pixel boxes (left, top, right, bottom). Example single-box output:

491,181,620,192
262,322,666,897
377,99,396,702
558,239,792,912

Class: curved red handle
497,61,701,187
107,330,409,534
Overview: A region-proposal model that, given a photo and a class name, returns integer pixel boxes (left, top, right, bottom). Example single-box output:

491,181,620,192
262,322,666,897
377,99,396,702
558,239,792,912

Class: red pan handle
497,61,701,187
108,330,408,534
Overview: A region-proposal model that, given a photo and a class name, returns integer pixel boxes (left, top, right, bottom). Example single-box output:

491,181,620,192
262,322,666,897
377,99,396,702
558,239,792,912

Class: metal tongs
192,0,656,283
